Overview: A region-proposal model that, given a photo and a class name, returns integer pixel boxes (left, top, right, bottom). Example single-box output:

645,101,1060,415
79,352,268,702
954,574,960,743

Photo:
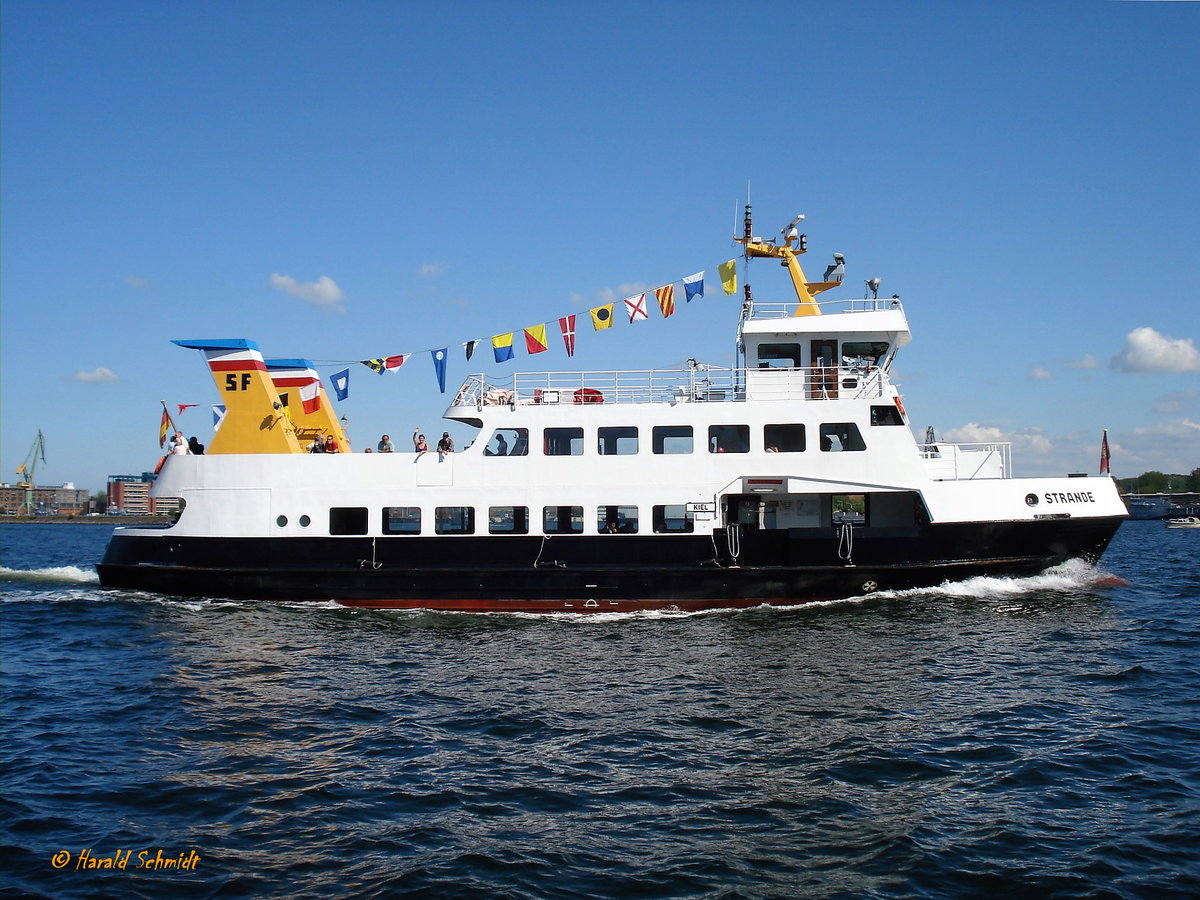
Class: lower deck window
709,425,749,454
765,423,806,452
653,425,693,454
489,506,529,534
543,505,583,534
544,427,584,456
330,507,369,535
652,504,694,534
383,506,421,534
435,506,475,535
598,505,638,533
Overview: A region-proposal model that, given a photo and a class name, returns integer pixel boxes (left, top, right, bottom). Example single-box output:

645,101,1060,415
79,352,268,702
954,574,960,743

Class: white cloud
1029,366,1052,381
942,422,1053,454
269,273,346,312
1152,390,1199,415
418,263,445,278
1070,353,1100,369
71,367,120,383
1111,326,1200,374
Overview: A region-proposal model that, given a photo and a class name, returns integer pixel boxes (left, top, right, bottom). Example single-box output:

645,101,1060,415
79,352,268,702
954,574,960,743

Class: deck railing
745,297,905,319
918,442,1011,480
450,364,893,408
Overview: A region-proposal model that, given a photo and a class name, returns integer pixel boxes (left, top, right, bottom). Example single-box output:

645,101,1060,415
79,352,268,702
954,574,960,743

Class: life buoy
153,456,166,474
894,395,906,418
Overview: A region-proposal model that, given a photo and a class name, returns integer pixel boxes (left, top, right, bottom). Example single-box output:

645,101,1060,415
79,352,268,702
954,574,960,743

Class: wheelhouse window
544,427,584,456
435,506,475,535
598,426,638,456
330,507,369,535
765,424,806,452
653,504,694,534
757,342,803,368
597,505,638,534
489,506,529,534
485,428,527,457
870,405,905,426
842,341,890,369
709,425,749,454
653,425,693,455
820,423,867,452
543,505,583,534
383,506,421,535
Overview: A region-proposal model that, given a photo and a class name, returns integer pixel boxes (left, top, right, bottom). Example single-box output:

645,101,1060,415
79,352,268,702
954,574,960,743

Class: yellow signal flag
719,260,737,295
590,303,615,330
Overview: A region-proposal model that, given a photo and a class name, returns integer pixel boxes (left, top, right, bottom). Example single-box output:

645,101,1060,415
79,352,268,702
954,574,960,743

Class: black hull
97,518,1124,612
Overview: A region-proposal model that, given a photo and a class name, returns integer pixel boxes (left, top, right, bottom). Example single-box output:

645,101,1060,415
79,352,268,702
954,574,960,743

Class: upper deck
447,296,909,411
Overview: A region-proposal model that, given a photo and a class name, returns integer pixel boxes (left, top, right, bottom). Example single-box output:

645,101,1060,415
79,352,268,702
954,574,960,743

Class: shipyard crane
14,430,47,516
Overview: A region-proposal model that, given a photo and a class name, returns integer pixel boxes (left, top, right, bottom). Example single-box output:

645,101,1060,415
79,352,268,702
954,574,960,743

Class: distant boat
1166,516,1200,529
1126,495,1172,520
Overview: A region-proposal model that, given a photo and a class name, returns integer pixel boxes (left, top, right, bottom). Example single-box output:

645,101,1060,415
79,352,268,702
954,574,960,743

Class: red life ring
894,395,907,418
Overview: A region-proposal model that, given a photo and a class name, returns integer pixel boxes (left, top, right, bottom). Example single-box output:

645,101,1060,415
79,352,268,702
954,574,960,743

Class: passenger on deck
437,432,454,461
170,432,189,455
323,435,340,453
413,429,429,456
187,436,205,455
377,434,394,453
494,432,508,456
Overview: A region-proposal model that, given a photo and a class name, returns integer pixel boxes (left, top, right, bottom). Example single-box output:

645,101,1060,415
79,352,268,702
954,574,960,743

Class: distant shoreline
2,516,172,525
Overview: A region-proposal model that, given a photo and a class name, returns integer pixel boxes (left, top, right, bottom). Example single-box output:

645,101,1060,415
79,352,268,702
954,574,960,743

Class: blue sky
3,0,1197,496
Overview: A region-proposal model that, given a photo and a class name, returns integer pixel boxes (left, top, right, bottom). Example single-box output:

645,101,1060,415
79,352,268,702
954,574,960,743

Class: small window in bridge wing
870,405,905,426
331,507,369,535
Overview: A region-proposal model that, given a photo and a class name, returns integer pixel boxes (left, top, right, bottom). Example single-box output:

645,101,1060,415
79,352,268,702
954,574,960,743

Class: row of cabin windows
327,504,695,536
484,410,900,458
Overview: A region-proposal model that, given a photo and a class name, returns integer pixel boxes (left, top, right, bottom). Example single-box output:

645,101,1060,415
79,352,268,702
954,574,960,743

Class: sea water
1,521,1197,899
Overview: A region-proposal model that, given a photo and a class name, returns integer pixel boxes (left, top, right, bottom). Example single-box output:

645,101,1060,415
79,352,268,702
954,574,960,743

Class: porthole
276,515,288,527
299,515,311,527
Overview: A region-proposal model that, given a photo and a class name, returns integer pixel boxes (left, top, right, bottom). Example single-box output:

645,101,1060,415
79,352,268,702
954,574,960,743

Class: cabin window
709,425,749,454
485,428,527,457
757,342,802,368
652,425,693,454
383,506,422,535
597,505,638,534
435,506,475,535
765,424,806,452
489,506,529,534
653,504,694,534
842,341,890,368
819,423,867,452
598,426,638,456
330,507,369,535
870,405,905,426
544,427,584,456
543,505,584,534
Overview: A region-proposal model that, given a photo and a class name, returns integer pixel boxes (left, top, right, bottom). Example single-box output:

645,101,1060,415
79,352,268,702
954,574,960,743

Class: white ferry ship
97,209,1127,611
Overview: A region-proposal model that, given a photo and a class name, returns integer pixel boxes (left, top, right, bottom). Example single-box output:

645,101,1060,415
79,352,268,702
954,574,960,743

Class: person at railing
413,428,429,456
378,434,394,453
437,432,454,461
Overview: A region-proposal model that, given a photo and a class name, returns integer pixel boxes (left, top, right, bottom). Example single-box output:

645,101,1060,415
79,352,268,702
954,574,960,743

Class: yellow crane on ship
14,430,47,516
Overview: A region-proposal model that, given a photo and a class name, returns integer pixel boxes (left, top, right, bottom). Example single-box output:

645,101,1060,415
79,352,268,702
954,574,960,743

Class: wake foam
0,565,99,585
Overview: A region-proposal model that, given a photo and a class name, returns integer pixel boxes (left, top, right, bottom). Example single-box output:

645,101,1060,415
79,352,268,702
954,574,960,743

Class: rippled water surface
2,522,1198,898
